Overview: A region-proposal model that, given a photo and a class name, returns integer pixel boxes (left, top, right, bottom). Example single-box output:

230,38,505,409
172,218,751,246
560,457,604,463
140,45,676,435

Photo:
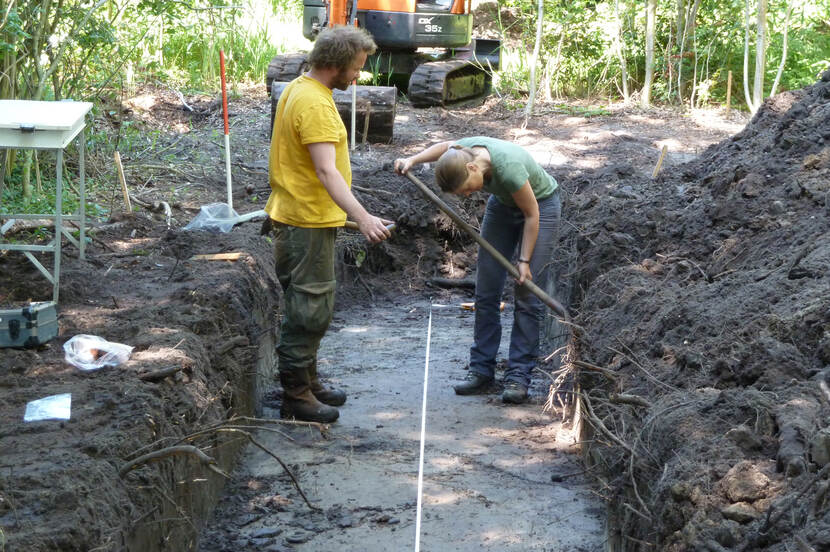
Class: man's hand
393,157,414,175
356,214,392,244
516,262,533,285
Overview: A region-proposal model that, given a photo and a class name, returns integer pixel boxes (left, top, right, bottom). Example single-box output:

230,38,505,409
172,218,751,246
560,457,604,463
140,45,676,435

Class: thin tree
676,0,703,103
613,0,630,101
753,0,768,109
523,0,544,125
642,0,657,107
743,0,770,113
770,2,793,97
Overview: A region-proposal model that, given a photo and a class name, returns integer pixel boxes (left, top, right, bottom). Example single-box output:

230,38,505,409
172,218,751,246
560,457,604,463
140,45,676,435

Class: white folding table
0,100,93,302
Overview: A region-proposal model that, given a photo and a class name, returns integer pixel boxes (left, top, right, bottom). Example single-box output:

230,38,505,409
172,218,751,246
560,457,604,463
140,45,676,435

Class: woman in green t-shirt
395,137,561,404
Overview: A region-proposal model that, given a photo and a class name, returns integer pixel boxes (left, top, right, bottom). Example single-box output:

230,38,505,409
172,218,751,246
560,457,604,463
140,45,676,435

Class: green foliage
487,0,828,107
0,172,107,220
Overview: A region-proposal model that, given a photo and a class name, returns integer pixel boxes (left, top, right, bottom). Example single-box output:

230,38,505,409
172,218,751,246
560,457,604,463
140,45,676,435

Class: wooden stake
652,145,668,178
726,70,733,115
362,103,371,145
189,252,243,261
114,151,132,212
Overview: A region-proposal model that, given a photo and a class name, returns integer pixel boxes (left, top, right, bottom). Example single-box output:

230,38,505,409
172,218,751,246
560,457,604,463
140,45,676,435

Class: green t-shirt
455,137,557,207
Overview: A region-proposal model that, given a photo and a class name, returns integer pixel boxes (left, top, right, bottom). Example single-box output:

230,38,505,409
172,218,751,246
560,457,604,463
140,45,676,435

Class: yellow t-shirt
265,75,350,227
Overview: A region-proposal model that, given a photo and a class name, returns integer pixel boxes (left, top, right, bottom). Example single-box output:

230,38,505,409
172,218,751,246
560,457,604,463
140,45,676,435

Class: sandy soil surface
4,72,800,551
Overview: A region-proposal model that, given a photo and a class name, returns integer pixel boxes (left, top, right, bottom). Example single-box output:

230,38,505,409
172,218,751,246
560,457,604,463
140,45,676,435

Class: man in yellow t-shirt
266,25,391,423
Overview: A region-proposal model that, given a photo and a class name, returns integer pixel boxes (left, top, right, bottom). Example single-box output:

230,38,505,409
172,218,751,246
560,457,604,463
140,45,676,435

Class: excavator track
265,53,309,94
407,59,491,108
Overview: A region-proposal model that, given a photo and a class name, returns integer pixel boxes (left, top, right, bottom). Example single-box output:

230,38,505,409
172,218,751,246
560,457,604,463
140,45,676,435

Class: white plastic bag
63,334,133,371
183,203,267,233
184,202,238,233
24,393,71,422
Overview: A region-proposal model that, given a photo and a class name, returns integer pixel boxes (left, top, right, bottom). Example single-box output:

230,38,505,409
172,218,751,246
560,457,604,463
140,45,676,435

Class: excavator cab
303,0,470,49
266,0,500,140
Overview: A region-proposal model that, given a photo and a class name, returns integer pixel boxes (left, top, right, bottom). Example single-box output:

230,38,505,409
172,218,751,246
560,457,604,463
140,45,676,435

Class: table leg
53,148,63,302
79,129,86,260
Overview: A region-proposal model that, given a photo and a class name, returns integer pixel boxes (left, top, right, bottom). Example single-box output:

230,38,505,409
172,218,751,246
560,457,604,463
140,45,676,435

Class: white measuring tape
413,304,435,552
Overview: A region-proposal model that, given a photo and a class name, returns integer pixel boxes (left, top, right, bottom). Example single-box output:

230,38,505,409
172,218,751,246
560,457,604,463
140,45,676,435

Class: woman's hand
517,261,533,285
393,157,414,174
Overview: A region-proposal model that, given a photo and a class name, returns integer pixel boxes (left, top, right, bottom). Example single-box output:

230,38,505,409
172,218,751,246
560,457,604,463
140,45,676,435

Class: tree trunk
523,0,544,124
675,0,686,101
552,31,565,99
752,0,768,111
614,0,629,101
743,0,754,109
642,0,656,107
677,0,702,104
770,3,791,97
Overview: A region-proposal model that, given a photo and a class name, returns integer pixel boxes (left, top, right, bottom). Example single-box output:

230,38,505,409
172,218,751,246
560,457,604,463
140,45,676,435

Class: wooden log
271,82,396,144
139,366,184,382
189,252,243,261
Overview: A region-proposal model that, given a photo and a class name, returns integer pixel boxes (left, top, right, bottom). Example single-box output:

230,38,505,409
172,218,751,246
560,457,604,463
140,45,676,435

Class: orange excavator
265,0,501,140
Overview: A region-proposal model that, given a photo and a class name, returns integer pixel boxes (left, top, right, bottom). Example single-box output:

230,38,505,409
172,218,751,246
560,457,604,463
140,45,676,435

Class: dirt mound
568,71,830,549
0,215,279,551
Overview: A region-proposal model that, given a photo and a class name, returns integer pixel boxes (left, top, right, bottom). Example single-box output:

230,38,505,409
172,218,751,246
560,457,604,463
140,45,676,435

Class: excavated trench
2,83,777,551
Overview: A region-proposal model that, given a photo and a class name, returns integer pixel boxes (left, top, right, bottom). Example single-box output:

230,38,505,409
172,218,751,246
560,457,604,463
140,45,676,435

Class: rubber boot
281,387,340,423
280,369,339,423
309,359,347,407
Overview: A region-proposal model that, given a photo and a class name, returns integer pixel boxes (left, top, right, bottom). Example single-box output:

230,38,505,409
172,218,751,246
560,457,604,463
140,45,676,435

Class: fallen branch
216,335,249,355
610,343,679,392
67,221,116,252
580,392,637,458
202,427,322,511
139,366,185,382
609,393,651,408
572,359,619,381
119,445,228,479
428,276,476,289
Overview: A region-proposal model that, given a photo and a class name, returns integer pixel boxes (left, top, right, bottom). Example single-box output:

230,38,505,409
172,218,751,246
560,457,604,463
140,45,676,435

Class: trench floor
201,298,605,551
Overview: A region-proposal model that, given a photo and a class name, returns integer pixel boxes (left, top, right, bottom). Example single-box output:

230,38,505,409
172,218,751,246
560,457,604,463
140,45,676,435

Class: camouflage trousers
272,222,337,390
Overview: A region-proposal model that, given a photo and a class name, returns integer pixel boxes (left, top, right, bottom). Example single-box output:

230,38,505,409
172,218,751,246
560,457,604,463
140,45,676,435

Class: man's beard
332,68,353,91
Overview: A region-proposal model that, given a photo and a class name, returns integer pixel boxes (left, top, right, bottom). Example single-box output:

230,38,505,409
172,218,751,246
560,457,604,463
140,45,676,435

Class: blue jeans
468,192,561,386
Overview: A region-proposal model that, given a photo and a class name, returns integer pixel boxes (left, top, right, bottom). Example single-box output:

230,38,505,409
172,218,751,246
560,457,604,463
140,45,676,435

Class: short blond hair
435,145,476,192
308,26,377,70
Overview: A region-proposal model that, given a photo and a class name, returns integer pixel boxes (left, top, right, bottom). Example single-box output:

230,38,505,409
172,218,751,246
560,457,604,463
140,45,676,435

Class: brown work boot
310,380,347,406
453,372,497,395
309,359,347,406
280,388,339,423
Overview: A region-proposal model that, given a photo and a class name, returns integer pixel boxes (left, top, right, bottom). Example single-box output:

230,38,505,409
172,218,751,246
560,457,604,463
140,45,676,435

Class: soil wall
0,220,277,551
565,71,830,550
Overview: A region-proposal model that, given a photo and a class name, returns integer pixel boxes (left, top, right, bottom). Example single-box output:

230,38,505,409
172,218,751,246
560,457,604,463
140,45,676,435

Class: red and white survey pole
219,50,233,210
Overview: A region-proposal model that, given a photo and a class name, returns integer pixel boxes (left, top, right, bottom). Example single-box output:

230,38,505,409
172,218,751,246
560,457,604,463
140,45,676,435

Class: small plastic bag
183,203,238,233
63,334,133,371
184,203,267,233
24,393,71,422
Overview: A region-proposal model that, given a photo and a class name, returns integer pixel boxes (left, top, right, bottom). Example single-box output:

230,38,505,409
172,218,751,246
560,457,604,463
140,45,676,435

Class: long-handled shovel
220,50,233,210
184,52,267,232
402,171,571,322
